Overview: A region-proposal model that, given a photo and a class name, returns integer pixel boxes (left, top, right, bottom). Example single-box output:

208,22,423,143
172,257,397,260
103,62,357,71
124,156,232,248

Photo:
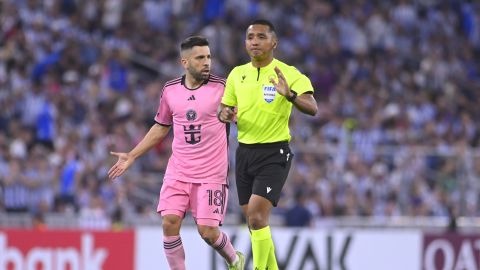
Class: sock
212,231,237,265
267,244,279,270
251,226,277,269
163,235,186,270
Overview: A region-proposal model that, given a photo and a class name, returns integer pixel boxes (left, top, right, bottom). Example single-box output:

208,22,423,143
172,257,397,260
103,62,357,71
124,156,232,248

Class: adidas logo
213,208,219,214
187,95,196,101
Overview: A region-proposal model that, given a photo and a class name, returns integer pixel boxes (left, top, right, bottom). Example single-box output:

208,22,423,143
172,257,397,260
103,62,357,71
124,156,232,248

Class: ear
181,58,188,68
273,41,278,49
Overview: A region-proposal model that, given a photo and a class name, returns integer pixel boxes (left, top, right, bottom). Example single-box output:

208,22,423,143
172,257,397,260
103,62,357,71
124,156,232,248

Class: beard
187,66,209,81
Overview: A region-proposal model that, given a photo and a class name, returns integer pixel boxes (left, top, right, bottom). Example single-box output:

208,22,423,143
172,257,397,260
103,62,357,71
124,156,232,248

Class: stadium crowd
1,0,480,229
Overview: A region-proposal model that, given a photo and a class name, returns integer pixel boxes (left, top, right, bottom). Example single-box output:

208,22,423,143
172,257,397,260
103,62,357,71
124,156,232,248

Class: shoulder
229,63,251,75
275,59,303,77
164,76,182,88
161,77,182,95
227,63,253,83
208,74,226,86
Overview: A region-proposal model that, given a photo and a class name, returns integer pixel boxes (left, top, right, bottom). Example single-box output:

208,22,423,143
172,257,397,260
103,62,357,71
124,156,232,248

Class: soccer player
108,36,245,270
218,19,318,270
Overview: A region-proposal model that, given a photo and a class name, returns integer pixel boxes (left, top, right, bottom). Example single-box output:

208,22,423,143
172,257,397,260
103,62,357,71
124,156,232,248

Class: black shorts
235,141,294,206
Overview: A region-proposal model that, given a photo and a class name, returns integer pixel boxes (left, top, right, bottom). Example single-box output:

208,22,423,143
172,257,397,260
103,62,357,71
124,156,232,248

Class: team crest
263,85,276,103
186,109,197,121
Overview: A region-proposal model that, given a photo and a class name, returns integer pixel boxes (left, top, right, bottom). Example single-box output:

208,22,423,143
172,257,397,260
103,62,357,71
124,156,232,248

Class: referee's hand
218,106,236,123
271,66,289,97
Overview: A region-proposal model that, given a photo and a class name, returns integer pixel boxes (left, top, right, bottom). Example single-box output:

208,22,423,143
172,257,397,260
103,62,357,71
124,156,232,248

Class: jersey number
207,189,223,206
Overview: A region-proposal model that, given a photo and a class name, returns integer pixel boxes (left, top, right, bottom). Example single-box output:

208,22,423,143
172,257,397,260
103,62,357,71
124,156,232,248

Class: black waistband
238,141,289,149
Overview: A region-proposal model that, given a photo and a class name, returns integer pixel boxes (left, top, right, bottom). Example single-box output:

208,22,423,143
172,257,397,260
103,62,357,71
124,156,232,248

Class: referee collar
250,59,277,81
249,58,278,71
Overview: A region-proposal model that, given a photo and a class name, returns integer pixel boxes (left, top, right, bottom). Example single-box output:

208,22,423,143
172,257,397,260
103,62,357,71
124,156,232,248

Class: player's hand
108,152,134,179
218,106,236,123
270,66,291,97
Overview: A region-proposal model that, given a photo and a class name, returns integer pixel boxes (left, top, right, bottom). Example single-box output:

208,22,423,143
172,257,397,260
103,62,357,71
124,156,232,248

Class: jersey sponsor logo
186,109,197,121
263,85,276,103
184,124,201,144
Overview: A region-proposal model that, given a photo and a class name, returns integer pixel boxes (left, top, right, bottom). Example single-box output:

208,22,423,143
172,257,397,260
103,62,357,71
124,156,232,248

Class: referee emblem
263,85,276,103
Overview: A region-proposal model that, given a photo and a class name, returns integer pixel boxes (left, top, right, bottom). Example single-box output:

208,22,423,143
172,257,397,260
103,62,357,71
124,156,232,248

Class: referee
218,19,317,270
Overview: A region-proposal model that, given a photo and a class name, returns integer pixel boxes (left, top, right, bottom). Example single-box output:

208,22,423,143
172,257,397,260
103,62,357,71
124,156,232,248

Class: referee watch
286,90,297,102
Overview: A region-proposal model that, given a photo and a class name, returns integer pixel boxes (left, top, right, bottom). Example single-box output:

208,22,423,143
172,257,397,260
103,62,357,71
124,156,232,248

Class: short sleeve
154,87,173,125
221,69,237,107
289,70,314,96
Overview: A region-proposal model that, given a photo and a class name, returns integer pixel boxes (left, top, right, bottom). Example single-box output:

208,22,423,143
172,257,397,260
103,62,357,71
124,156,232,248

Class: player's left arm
270,66,318,116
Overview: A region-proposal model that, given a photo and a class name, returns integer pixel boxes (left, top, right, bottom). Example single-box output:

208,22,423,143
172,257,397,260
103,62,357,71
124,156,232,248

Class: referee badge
263,85,276,103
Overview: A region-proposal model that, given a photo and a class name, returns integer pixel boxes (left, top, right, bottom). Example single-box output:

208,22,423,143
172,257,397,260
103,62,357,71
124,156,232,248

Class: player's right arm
108,123,171,180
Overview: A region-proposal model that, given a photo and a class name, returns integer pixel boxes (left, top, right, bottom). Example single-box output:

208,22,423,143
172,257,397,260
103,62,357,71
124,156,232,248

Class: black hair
180,36,209,51
249,19,276,33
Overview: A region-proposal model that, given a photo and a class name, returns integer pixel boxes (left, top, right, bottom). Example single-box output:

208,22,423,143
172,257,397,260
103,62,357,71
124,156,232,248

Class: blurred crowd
1,0,480,229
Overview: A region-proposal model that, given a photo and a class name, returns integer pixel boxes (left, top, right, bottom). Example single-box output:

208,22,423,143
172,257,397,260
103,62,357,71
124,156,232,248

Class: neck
251,56,274,68
184,74,205,89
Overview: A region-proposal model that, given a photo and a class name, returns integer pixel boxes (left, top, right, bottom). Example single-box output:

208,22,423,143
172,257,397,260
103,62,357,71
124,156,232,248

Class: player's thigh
236,146,254,206
191,183,228,226
157,179,190,218
252,147,294,206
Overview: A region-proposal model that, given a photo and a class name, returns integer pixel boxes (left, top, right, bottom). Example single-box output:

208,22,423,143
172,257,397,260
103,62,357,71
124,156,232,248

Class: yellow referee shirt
222,58,314,144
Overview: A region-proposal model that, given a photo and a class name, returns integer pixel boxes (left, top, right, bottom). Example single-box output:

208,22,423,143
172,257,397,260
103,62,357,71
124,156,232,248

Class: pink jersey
154,74,228,184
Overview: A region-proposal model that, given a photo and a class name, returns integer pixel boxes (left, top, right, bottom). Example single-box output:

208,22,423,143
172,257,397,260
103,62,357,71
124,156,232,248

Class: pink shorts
157,179,228,226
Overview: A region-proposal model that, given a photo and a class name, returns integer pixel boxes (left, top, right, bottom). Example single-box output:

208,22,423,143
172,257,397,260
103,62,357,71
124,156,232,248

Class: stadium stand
1,0,480,229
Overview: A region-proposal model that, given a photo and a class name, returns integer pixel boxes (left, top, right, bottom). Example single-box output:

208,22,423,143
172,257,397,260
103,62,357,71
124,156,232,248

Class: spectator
285,190,312,227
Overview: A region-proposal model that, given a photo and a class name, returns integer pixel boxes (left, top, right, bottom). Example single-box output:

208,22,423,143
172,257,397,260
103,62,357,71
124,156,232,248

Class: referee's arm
217,103,236,123
271,66,317,116
287,91,317,116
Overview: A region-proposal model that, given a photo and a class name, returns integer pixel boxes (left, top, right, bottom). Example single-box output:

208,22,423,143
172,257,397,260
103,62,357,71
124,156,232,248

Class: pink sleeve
154,87,173,125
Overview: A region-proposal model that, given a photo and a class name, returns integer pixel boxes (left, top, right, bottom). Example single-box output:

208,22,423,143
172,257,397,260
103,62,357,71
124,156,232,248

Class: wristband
286,90,297,102
217,110,226,123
